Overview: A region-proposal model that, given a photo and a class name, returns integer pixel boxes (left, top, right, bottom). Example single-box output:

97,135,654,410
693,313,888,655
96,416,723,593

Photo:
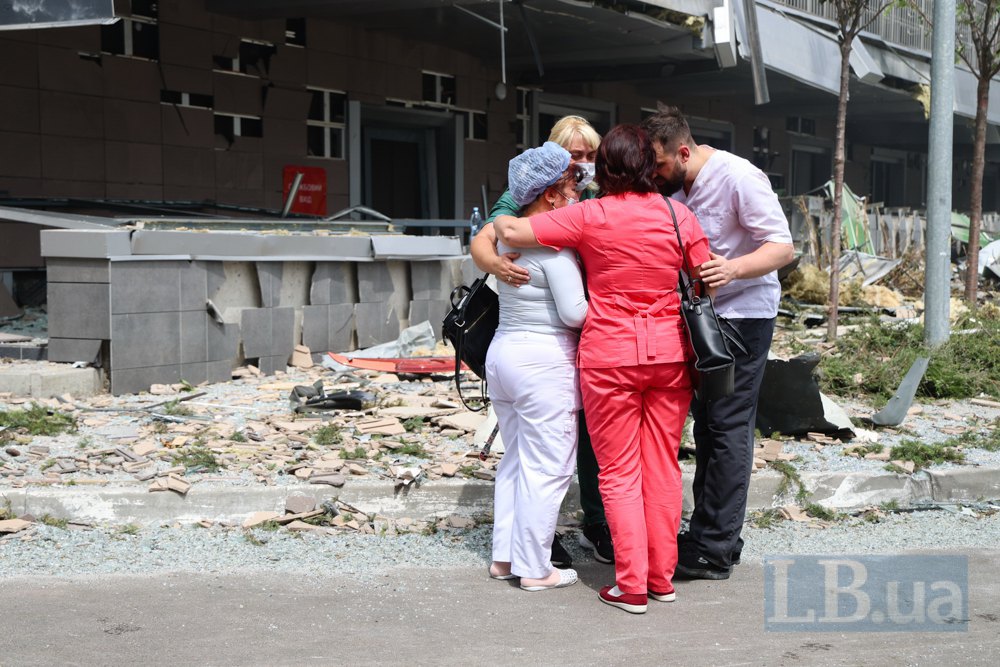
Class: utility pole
925,0,956,347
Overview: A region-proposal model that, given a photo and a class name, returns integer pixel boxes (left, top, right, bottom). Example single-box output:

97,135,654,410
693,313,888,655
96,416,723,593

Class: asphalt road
1,550,998,666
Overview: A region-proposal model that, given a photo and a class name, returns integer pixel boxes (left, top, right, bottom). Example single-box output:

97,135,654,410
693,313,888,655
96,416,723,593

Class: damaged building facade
2,0,1000,393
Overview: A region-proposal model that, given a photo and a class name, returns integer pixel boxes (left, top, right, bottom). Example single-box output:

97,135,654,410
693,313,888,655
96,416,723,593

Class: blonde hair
547,115,601,151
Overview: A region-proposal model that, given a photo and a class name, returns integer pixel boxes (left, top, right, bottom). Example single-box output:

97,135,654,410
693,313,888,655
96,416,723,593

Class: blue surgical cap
508,141,571,206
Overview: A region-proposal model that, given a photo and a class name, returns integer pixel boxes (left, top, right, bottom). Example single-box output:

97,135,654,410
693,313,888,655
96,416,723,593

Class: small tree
825,1,893,342
955,2,999,306
911,1,1000,308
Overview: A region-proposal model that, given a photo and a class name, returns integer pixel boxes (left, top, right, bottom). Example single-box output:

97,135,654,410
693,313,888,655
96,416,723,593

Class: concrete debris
0,518,33,533
284,495,316,515
290,345,314,370
779,505,811,522
355,417,405,436
243,511,280,528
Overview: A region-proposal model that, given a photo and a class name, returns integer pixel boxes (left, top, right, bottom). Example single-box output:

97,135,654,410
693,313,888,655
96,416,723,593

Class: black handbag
441,273,499,411
665,198,747,401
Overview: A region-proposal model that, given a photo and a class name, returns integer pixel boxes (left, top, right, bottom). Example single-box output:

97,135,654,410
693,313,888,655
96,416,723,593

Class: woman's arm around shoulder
494,214,541,248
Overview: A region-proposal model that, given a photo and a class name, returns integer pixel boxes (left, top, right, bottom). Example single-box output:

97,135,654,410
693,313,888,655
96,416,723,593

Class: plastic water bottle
469,206,482,240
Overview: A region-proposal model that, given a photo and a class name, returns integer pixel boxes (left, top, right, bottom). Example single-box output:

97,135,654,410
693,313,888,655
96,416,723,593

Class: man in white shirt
642,106,794,580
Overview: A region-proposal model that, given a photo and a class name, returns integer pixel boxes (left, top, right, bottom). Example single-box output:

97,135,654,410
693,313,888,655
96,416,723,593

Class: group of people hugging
469,108,794,614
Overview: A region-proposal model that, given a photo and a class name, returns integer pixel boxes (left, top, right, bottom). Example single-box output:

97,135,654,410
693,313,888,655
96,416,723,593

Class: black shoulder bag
441,274,499,411
665,197,747,401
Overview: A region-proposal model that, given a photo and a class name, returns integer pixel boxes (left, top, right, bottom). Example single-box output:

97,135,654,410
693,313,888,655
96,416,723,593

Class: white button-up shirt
673,150,792,319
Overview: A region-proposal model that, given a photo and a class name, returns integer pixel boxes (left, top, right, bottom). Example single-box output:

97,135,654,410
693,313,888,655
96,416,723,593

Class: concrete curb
3,466,999,526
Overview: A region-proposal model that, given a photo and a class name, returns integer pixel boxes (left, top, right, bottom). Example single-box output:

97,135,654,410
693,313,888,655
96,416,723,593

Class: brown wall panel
213,72,264,115
106,141,163,185
0,86,40,133
268,44,307,85
305,49,348,90
104,99,162,144
215,150,263,190
263,85,309,120
0,222,44,268
162,145,215,187
106,183,165,201
34,26,98,50
161,106,214,147
159,64,213,95
0,39,39,88
41,136,104,182
102,56,161,102
39,178,105,198
215,186,265,209
346,58,386,97
39,91,105,138
159,0,209,28
0,176,44,197
37,45,104,94
261,118,305,156
163,184,216,202
301,20,351,55
159,23,212,70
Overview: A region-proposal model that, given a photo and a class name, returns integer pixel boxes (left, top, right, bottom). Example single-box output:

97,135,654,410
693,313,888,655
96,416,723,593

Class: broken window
161,90,213,110
286,18,306,47
101,17,159,60
422,71,456,107
462,110,488,142
306,88,346,159
214,39,276,77
215,113,263,143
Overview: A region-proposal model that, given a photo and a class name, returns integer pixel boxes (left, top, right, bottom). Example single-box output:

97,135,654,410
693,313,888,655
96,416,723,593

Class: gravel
1,508,997,579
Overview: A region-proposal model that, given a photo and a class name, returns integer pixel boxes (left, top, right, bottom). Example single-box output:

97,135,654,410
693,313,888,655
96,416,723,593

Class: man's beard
656,174,684,196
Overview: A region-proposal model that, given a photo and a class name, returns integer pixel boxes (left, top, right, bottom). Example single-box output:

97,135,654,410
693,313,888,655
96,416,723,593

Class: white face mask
575,162,596,191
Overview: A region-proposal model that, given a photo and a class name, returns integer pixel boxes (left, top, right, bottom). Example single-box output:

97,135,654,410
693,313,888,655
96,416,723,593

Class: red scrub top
530,191,710,369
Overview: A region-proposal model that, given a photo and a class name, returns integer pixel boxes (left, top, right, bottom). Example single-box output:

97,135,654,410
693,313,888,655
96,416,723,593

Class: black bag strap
664,197,748,357
449,275,490,412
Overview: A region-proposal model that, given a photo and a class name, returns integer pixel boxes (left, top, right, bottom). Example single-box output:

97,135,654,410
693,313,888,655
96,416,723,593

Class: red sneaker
599,585,647,614
648,586,676,602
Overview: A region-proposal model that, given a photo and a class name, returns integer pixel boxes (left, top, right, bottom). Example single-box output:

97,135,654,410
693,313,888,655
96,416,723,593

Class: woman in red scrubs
494,124,711,615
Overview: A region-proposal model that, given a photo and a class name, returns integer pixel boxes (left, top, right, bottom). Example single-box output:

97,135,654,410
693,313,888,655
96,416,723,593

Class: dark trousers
577,410,606,526
688,317,774,568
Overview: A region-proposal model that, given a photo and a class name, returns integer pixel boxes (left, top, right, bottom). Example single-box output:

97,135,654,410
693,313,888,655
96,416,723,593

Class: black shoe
678,531,740,565
674,549,731,580
550,534,573,569
579,523,614,564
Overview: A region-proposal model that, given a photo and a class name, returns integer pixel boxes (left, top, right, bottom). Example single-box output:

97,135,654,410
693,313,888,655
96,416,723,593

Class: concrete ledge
0,364,103,398
6,467,996,527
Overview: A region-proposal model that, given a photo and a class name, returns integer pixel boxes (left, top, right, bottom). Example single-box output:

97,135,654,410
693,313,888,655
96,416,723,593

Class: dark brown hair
640,103,695,153
595,124,658,196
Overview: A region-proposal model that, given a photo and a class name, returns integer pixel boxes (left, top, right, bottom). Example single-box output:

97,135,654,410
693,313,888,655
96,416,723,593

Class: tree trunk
827,38,853,342
965,73,990,307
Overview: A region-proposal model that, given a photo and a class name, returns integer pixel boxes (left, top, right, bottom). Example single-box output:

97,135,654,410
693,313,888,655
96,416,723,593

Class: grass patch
172,444,221,473
244,531,267,546
230,431,247,443
0,496,13,521
402,417,425,433
160,400,193,417
804,503,841,521
40,514,68,529
117,523,140,536
343,446,367,460
940,419,1000,452
459,465,478,477
842,443,884,457
0,404,76,436
312,424,342,447
397,442,428,458
889,439,965,470
749,508,784,529
819,313,1000,401
769,460,809,502
39,458,56,471
880,499,901,512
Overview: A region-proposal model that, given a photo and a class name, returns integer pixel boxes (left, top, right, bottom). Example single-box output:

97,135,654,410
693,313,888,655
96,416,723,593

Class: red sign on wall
282,166,327,216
